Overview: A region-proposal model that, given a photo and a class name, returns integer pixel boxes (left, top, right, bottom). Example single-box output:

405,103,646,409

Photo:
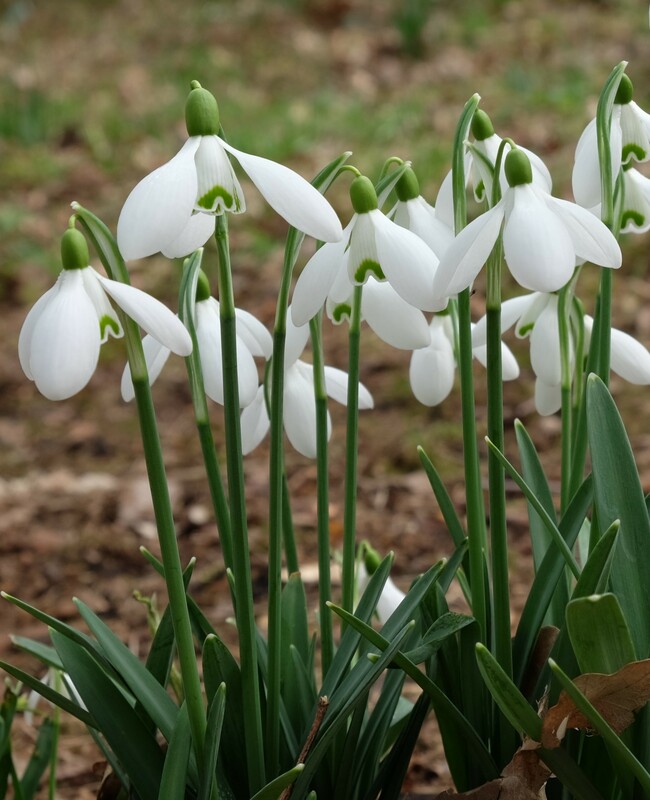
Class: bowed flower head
434,148,622,298
117,81,342,261
19,225,192,401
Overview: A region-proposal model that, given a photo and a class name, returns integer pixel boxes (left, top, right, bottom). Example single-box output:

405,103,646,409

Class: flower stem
310,311,334,677
214,214,265,793
341,286,363,617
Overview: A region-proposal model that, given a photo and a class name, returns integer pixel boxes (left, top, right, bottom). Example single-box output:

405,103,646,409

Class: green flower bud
60,225,89,271
615,74,633,105
395,167,420,202
504,148,533,187
195,269,211,302
185,80,220,136
362,541,382,574
471,109,495,142
350,175,378,214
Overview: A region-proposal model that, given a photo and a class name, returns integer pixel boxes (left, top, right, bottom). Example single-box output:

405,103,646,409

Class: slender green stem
341,286,363,616
309,311,334,676
558,284,574,515
49,676,62,800
282,473,300,575
214,215,265,792
197,421,233,571
485,243,510,679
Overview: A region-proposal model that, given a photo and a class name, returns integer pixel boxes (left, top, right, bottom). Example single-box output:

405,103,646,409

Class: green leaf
20,718,56,800
249,764,305,800
400,612,474,667
571,520,619,600
417,445,466,547
567,593,636,674
281,573,310,679
159,702,192,799
198,683,227,800
10,637,63,670
74,598,179,741
51,629,165,800
587,374,650,658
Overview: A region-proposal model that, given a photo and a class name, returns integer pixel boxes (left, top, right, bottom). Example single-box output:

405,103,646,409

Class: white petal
221,141,342,242
610,327,650,383
535,380,561,416
503,186,575,292
529,296,562,385
371,211,443,312
28,270,101,400
19,283,58,380
323,365,374,409
572,110,622,209
355,562,406,624
347,213,381,285
284,313,311,366
80,268,122,343
235,308,273,359
161,212,215,258
471,293,539,348
620,169,650,234
283,362,323,458
620,101,650,163
433,169,456,231
95,272,192,356
393,197,454,259
513,292,551,338
291,236,349,326
117,137,201,261
434,203,505,297
409,318,456,406
547,195,621,268
240,386,270,454
361,280,431,349
194,136,245,214
121,335,171,402
473,340,520,380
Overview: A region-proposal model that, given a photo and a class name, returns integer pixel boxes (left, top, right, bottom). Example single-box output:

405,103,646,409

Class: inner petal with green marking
100,314,121,340
354,259,385,284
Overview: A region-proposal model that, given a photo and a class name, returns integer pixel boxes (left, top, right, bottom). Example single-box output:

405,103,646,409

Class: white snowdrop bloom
291,174,444,326
240,313,373,458
117,82,342,261
19,227,192,402
356,560,405,625
620,167,650,234
583,315,650,384
434,149,622,299
572,74,650,210
410,315,519,407
122,272,272,405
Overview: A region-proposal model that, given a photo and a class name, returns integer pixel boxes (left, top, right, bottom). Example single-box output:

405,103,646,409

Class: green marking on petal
100,315,120,339
354,259,385,284
622,143,647,163
517,322,534,337
332,303,352,324
197,184,243,213
621,209,645,229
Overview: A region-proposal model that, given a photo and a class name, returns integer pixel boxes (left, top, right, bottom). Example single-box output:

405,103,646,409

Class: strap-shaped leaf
19,717,56,800
10,637,63,671
249,764,305,800
159,702,192,798
417,446,466,547
198,683,227,800
567,593,636,674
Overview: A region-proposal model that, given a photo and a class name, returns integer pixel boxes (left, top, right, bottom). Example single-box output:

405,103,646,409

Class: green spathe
504,148,533,187
60,226,89,271
471,109,495,142
350,175,378,214
395,167,420,202
185,80,220,137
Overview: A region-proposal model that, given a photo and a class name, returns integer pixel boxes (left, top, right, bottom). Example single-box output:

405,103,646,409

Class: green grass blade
587,374,650,658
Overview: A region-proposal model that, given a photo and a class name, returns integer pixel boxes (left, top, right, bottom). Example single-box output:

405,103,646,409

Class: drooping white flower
356,551,405,626
410,315,519,407
572,74,650,210
291,174,445,327
121,295,272,406
23,668,85,726
434,149,622,298
19,227,192,401
240,313,373,458
117,82,342,261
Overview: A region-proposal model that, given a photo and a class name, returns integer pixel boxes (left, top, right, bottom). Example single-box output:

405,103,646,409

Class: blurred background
1,0,650,795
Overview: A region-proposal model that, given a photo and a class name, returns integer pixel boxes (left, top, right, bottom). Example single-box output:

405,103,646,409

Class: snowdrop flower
117,81,342,261
572,74,650,210
291,174,444,327
410,315,519,406
122,271,272,405
356,545,405,625
434,148,622,298
240,313,373,458
19,226,192,401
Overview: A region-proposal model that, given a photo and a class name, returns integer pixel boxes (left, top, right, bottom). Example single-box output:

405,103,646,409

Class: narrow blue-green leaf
143,603,176,690
571,520,619,600
512,475,593,686
550,658,650,795
281,573,310,674
159,702,192,799
20,718,56,800
74,598,179,741
567,593,636,674
51,629,164,800
417,446,466,547
198,683,227,800
587,374,650,658
287,645,318,739
485,437,581,579
249,764,305,800
399,612,474,667
10,637,63,671
0,660,96,728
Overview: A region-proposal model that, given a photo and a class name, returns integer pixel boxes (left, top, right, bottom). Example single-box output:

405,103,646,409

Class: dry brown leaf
541,658,650,748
